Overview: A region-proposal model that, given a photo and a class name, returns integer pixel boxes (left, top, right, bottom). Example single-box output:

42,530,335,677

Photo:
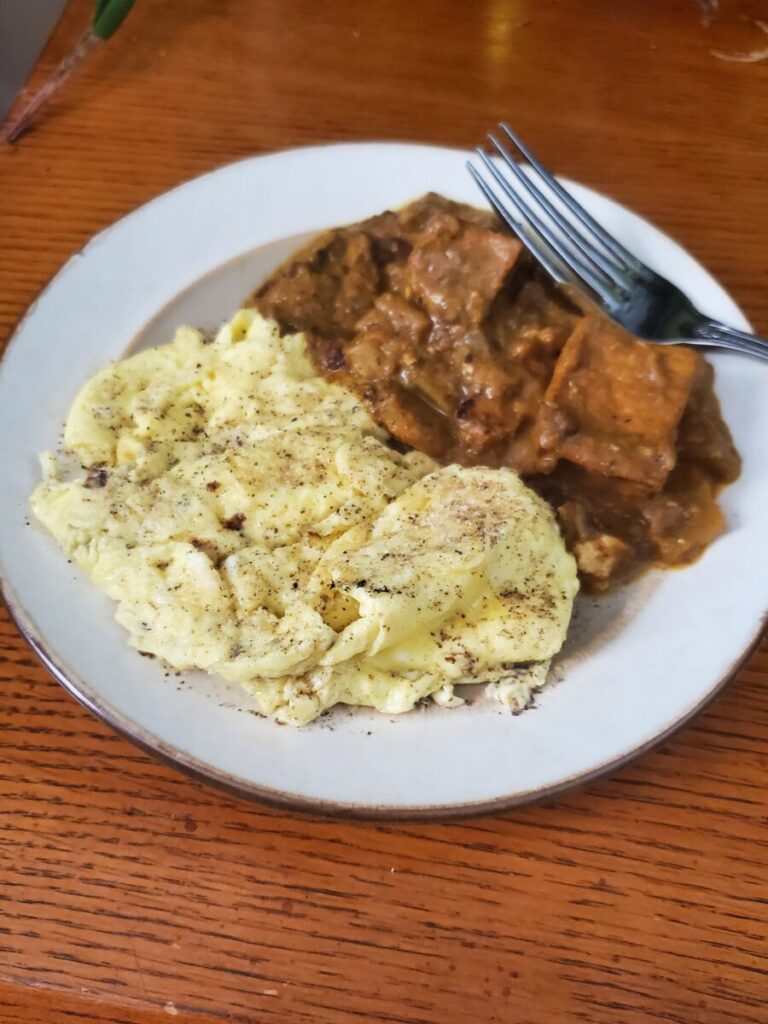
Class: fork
468,124,768,361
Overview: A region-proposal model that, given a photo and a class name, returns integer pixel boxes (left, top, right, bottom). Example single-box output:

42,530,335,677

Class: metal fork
468,124,768,361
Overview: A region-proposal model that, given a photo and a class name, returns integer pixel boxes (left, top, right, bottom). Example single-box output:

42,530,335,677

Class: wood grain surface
2,1,768,1021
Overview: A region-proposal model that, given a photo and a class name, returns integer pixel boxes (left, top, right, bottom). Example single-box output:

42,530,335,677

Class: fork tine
500,122,645,273
467,162,598,300
474,149,620,306
487,132,631,288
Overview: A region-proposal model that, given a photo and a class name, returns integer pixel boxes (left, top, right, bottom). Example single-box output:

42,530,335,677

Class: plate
1,143,766,819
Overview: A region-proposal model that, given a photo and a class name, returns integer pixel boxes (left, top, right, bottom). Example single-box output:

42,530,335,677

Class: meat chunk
676,357,741,484
536,318,698,488
641,464,725,564
397,192,499,233
347,294,456,416
365,383,449,459
532,462,654,591
348,293,431,375
406,213,522,328
557,501,632,586
256,231,380,339
454,356,530,456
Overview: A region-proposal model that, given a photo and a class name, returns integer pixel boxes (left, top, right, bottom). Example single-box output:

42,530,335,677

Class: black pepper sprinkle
84,465,109,488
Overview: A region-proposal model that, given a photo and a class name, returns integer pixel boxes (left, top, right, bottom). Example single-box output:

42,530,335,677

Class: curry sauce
254,194,740,591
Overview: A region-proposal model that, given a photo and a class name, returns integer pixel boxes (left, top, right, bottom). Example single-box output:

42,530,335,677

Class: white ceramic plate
1,143,766,819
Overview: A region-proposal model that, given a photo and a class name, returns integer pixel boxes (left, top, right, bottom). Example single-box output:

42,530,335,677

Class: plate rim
2,141,765,820
3,574,765,820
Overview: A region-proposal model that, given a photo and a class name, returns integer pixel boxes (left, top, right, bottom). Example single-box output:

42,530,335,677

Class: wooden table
2,1,768,1021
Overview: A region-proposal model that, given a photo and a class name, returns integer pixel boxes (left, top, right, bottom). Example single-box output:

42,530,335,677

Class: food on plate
31,310,577,725
255,193,741,591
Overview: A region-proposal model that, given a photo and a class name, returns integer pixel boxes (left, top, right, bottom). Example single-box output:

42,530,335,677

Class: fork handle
693,319,768,361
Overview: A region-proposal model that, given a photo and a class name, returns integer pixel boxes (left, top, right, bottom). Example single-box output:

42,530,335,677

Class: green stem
92,0,137,41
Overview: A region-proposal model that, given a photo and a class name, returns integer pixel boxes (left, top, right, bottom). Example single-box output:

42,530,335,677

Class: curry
254,194,740,591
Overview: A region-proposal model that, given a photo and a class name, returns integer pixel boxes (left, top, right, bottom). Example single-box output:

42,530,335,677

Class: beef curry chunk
256,229,380,340
532,460,726,590
675,357,740,484
405,213,522,327
253,193,740,592
536,317,699,489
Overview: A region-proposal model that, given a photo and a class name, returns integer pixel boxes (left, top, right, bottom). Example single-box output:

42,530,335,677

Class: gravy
254,194,740,591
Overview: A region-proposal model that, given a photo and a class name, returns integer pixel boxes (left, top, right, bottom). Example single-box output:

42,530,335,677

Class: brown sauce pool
251,193,740,592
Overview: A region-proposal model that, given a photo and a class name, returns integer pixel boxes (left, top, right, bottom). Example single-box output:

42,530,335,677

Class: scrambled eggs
31,311,578,725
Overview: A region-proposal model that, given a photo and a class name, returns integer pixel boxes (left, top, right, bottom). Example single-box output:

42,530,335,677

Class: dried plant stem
3,29,100,144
